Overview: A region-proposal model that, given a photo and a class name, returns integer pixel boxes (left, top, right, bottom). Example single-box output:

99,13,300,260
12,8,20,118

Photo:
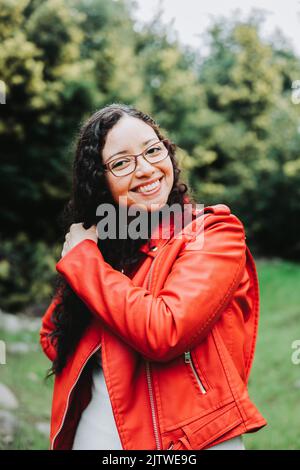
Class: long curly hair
46,103,196,378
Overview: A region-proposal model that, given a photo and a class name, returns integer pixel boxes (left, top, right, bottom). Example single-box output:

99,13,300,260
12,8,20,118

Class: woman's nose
134,154,155,176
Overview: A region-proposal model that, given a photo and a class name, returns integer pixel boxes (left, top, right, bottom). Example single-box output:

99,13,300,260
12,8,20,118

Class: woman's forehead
103,116,158,160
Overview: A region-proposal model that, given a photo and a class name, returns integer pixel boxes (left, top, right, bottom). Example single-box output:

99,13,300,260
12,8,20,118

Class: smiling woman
40,103,267,450
101,116,174,211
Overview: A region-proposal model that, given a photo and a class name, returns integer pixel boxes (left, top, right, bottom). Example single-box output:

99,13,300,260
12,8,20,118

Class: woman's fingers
60,223,98,259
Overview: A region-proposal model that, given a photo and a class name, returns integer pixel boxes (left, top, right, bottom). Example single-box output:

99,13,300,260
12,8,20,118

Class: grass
0,328,54,450
0,258,300,449
243,259,300,450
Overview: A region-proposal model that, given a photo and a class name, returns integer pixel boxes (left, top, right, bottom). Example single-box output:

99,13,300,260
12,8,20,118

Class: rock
0,311,22,334
20,316,41,332
7,342,32,354
0,383,19,410
0,410,18,444
0,310,41,333
35,421,50,437
7,342,38,354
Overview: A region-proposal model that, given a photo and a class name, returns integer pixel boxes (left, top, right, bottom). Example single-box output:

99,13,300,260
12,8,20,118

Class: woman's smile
130,176,164,196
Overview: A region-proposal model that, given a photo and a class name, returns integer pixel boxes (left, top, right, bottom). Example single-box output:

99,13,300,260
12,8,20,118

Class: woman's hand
61,223,98,258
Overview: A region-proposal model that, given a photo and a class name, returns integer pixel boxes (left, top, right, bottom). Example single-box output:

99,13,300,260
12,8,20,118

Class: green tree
0,0,97,242
190,13,300,258
135,10,206,150
70,0,145,106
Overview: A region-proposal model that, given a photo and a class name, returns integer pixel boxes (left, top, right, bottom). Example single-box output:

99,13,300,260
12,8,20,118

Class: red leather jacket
40,204,267,450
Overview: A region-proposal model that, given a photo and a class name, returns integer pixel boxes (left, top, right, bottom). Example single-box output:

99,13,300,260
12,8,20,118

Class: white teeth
136,179,161,193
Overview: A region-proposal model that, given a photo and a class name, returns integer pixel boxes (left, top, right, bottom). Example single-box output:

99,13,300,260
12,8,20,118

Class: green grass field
0,326,53,450
243,259,300,450
0,258,299,450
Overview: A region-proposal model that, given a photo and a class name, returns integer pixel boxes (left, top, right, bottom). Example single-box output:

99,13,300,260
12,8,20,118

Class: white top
72,351,123,450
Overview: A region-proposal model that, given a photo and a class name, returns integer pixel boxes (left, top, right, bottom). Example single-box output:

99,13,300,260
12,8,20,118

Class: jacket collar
138,203,202,258
138,213,175,257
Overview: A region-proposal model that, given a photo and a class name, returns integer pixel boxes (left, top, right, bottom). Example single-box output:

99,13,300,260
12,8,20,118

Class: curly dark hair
45,103,196,378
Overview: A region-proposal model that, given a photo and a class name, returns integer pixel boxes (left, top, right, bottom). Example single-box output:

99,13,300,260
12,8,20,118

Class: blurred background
0,0,300,450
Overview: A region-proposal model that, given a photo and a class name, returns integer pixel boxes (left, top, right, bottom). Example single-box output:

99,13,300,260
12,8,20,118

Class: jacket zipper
51,343,102,450
145,245,168,450
145,361,162,450
184,351,206,394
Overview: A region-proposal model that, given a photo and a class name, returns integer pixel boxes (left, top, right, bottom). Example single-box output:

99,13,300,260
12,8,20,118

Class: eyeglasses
102,139,170,177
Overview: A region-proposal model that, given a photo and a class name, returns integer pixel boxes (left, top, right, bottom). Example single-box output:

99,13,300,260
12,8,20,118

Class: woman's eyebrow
105,138,157,163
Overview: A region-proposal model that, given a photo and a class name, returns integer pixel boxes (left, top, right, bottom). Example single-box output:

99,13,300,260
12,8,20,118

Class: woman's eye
111,159,130,169
147,146,161,155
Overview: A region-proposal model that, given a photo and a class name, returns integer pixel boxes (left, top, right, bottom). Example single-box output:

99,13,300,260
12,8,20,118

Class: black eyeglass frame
102,139,171,177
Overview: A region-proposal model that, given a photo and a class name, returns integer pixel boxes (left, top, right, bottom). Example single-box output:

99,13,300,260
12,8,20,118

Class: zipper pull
167,441,174,450
184,351,191,363
184,350,207,394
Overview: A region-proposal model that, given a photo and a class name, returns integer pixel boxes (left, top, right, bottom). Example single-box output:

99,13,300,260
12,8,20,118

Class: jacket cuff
56,239,98,273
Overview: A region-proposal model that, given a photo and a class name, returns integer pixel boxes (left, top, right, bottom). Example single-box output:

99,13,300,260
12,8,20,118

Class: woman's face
102,115,174,211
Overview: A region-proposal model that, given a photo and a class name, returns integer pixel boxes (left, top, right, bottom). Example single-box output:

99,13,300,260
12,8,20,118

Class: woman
40,103,267,450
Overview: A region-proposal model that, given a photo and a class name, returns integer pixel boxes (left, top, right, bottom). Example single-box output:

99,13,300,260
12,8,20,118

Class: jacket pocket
166,402,243,450
184,351,208,394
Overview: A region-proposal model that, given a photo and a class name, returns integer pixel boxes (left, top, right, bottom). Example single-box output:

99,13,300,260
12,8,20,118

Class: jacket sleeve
55,213,246,363
39,295,61,362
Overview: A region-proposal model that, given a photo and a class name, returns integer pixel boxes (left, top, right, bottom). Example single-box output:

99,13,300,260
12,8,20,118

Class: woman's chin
129,197,168,212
